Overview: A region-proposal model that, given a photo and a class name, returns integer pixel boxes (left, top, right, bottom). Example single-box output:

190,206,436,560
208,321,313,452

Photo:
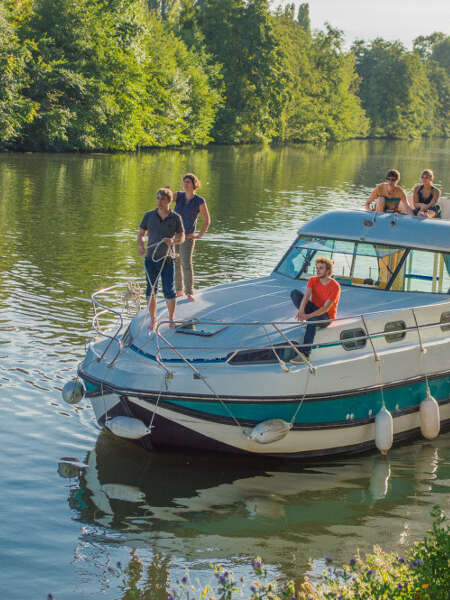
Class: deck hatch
175,319,228,337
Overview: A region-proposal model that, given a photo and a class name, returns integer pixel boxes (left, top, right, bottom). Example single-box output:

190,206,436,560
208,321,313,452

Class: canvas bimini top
298,210,450,253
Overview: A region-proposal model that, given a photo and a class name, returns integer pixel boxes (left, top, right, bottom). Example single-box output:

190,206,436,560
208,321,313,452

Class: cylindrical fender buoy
248,419,293,444
106,416,151,439
420,392,440,440
62,379,85,404
375,405,393,455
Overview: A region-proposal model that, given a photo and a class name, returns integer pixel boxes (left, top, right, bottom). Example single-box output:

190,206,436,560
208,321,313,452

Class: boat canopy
298,210,450,253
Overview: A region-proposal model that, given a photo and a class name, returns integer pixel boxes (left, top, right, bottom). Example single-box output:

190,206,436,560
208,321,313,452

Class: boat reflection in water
63,432,450,585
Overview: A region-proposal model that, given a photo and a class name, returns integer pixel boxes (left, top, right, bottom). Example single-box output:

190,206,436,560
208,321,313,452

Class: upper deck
299,210,450,253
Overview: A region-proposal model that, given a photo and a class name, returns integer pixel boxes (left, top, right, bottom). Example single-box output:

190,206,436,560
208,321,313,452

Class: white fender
375,406,393,455
249,419,292,444
62,379,85,404
106,416,151,439
419,392,440,440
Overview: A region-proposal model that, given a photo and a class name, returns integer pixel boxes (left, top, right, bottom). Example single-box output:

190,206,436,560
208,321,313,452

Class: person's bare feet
148,317,156,331
168,320,176,328
186,294,195,301
176,291,183,297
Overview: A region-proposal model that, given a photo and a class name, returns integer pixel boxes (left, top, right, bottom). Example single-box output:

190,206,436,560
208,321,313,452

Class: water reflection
65,431,450,584
1,141,449,599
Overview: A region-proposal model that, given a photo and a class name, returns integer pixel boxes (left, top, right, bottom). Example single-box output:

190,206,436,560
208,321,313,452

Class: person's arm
189,202,211,240
164,216,185,247
412,186,425,211
137,227,147,255
303,298,333,319
365,185,380,211
295,287,312,321
427,187,440,209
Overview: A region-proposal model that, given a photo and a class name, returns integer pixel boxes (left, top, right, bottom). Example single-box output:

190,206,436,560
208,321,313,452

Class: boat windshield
276,236,450,294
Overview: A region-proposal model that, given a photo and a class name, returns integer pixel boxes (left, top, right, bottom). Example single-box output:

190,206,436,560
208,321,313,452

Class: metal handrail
88,281,450,369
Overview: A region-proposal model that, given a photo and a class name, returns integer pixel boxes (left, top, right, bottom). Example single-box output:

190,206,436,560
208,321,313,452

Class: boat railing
88,281,449,371
90,281,144,362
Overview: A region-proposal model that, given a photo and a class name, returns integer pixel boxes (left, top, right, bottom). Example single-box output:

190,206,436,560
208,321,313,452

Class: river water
0,140,449,599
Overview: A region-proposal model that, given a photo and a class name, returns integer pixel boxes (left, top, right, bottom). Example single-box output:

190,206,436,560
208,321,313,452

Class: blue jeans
290,289,330,356
145,257,176,300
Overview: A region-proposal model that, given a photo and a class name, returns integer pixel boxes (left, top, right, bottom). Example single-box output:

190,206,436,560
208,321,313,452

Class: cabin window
384,320,406,343
340,328,366,351
228,343,295,365
401,250,450,294
276,236,405,289
440,311,450,332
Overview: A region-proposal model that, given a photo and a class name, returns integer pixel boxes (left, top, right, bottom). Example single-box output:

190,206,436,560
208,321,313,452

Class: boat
67,209,450,458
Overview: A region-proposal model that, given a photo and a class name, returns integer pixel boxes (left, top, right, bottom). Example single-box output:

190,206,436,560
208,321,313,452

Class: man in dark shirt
138,188,185,329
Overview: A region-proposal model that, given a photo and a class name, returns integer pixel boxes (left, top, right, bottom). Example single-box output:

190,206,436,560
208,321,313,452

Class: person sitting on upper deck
290,257,341,359
411,169,441,218
365,169,412,214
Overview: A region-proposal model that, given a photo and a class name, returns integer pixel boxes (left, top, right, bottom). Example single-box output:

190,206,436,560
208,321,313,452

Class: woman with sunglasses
411,169,441,218
365,169,412,214
173,173,211,301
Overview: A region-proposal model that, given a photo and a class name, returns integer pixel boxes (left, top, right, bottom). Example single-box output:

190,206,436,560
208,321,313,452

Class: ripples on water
0,140,449,599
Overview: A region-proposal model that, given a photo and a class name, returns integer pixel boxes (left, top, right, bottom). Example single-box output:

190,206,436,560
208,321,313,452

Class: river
0,139,449,599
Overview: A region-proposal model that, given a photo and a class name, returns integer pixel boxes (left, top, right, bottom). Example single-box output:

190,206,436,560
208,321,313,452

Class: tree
0,3,37,148
297,2,310,34
352,38,433,138
13,0,219,150
195,0,288,143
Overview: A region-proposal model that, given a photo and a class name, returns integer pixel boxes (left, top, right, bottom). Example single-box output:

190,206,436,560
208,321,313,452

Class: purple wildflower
398,557,405,563
116,561,122,569
181,576,187,584
367,569,373,576
168,595,174,600
47,595,54,600
349,558,356,566
325,556,333,564
107,566,115,574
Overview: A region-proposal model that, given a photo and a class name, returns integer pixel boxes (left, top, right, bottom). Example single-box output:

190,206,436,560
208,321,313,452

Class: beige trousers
175,238,195,295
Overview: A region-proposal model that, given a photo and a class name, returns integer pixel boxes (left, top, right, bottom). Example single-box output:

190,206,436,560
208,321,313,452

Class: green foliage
0,1,448,150
413,33,450,137
8,0,219,150
274,17,369,143
297,2,310,34
194,0,288,143
0,3,37,148
352,37,444,138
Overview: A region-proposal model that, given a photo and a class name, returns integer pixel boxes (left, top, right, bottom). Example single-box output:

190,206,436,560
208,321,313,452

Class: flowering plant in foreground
164,506,448,600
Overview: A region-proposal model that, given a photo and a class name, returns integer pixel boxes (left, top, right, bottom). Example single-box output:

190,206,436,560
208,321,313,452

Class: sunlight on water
0,140,449,599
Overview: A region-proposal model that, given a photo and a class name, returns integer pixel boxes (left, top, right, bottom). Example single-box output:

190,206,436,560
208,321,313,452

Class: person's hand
296,310,307,321
163,237,175,246
138,245,146,255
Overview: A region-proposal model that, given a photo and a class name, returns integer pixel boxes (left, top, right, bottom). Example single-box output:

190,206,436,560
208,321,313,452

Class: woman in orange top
290,257,341,358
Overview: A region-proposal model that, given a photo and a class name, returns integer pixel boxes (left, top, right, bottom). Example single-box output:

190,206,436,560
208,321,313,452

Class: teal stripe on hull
164,375,450,424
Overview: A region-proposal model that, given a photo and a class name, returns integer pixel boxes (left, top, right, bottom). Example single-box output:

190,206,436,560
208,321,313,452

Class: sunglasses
386,177,397,182
421,174,432,179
